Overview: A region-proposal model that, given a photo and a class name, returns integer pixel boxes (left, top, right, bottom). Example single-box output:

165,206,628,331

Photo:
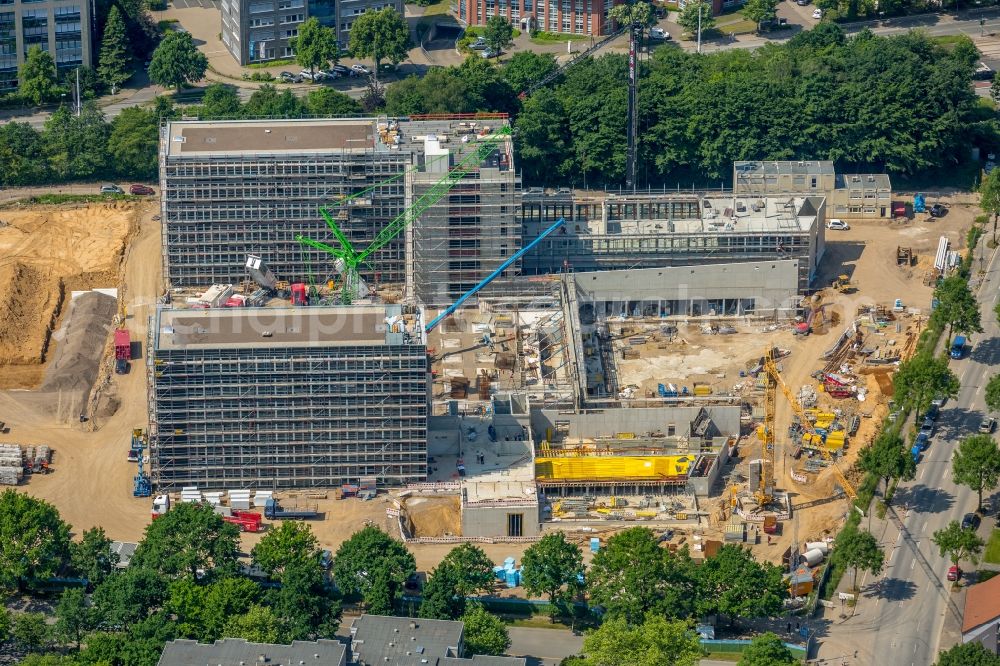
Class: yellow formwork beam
535,455,693,481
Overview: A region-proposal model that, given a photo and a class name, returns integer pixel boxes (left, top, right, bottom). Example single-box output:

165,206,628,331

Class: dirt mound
0,263,62,365
405,496,461,537
41,292,117,393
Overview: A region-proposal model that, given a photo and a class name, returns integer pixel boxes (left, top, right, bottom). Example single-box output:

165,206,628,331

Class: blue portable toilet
590,537,600,553
505,569,520,587
503,556,516,570
493,566,506,580
914,193,926,213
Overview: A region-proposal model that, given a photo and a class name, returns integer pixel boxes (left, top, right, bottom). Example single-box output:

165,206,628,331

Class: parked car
975,62,995,81
279,71,302,83
926,404,940,421
481,47,499,58
980,416,997,434
919,417,935,437
931,395,947,409
914,432,930,451
318,69,339,79
100,184,123,194
812,7,823,17
827,219,849,230
319,549,332,569
962,513,981,531
929,203,947,217
331,65,350,76
947,565,962,582
299,70,327,81
469,37,488,50
351,64,370,75
649,27,670,40
129,184,154,195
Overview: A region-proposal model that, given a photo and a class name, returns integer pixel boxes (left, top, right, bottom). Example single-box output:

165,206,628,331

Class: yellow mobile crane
761,350,857,500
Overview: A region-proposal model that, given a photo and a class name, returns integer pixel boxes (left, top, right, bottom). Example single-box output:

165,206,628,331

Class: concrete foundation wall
461,502,541,538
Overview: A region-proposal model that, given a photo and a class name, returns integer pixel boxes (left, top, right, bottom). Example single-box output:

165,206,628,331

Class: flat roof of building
154,305,421,350
836,173,891,189
157,638,346,666
734,160,836,176
165,119,377,157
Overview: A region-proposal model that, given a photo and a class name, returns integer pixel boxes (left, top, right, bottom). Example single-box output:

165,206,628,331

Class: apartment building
455,0,615,36
220,0,401,65
0,0,91,91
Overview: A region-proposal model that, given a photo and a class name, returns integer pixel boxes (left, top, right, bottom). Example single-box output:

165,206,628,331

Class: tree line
0,489,803,666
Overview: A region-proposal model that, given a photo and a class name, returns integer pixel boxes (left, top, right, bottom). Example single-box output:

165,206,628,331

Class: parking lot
169,0,219,9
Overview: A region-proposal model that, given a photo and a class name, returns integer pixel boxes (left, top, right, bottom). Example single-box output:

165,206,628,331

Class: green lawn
530,31,588,44
714,11,757,35
984,529,1000,564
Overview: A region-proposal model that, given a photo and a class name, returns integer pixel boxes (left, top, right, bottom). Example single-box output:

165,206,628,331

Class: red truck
114,329,131,374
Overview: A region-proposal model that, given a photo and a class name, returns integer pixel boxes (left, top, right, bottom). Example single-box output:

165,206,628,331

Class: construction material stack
0,444,24,485
131,429,151,497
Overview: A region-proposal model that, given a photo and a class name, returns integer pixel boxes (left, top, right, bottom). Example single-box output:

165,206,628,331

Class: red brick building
455,0,617,37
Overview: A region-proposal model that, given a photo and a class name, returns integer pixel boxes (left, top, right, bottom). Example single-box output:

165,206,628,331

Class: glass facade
307,0,335,27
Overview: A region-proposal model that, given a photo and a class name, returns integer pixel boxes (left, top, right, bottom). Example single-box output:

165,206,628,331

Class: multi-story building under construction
147,304,428,490
159,116,519,306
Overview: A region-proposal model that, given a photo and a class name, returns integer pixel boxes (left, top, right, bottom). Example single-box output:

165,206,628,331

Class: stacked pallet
0,444,23,485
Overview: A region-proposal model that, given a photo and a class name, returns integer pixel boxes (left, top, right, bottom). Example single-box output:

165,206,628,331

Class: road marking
912,559,917,570
919,467,925,480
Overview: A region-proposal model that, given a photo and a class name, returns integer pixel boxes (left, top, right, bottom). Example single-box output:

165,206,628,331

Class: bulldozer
831,274,854,293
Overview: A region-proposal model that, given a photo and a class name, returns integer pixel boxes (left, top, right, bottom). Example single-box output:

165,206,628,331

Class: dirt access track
0,201,142,389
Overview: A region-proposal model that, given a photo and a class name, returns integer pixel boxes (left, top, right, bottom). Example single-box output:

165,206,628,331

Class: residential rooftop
962,571,1000,633
349,616,525,666
734,160,836,176
153,305,425,351
156,638,347,666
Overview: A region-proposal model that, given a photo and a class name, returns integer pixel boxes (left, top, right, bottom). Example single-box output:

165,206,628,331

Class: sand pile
405,496,462,537
41,292,117,393
0,262,62,365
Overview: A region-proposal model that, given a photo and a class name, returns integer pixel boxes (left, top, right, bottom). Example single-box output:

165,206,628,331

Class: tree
305,86,363,116
330,525,414,612
738,632,795,666
243,84,305,117
461,604,510,657
222,604,281,644
265,560,340,640
108,106,158,178
43,104,110,180
932,275,982,341
419,563,466,620
987,373,1000,413
837,528,884,591
695,544,786,621
502,52,557,93
520,533,583,620
290,17,339,79
676,1,715,38
936,641,1000,666
441,543,496,596
54,588,91,650
858,431,915,493
953,434,1000,511
0,490,71,592
130,502,240,579
348,8,411,85
61,66,103,100
0,607,10,643
581,615,702,666
587,527,697,623
98,5,131,89
91,566,167,631
513,89,573,185
483,16,514,56
69,527,117,587
742,0,779,31
981,167,1000,245
933,520,986,567
251,520,320,581
13,612,50,653
148,30,208,90
19,46,58,105
200,83,242,118
608,1,656,29
0,122,48,185
892,352,960,420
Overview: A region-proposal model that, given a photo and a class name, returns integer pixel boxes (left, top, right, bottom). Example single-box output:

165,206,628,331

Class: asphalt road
860,244,1000,666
